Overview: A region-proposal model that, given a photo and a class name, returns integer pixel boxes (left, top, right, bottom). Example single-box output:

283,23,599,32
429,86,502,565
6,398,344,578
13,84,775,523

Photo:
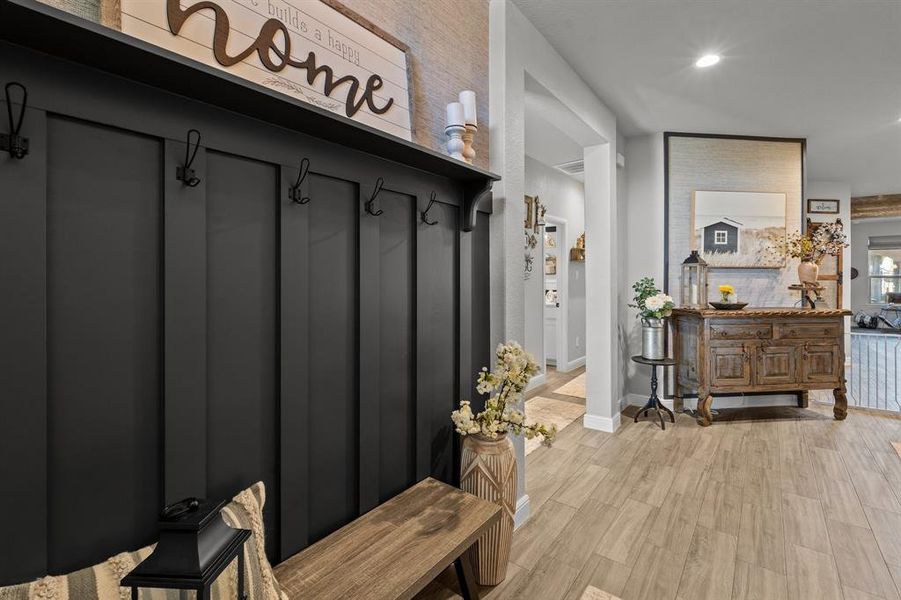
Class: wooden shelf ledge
0,0,499,230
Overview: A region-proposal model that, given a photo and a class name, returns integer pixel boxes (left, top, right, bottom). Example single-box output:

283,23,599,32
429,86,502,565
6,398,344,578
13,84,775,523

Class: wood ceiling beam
851,194,901,220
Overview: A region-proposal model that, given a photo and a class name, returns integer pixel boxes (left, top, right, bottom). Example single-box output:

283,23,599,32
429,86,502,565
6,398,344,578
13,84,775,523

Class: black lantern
122,499,250,600
681,250,709,308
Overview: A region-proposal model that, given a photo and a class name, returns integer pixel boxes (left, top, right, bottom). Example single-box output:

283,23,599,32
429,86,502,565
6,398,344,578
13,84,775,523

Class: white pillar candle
446,102,464,128
459,90,477,126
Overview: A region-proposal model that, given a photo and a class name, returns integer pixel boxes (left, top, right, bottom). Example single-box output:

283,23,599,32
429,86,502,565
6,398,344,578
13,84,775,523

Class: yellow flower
718,285,735,294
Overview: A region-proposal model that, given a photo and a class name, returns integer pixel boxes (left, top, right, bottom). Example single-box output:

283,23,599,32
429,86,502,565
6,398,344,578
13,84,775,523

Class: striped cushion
220,482,287,600
0,482,285,600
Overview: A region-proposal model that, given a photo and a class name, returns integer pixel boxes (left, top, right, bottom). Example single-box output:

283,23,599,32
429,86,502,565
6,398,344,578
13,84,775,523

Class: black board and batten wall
0,3,494,585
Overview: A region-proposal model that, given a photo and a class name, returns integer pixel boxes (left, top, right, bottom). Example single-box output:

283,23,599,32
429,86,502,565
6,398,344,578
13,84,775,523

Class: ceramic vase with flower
452,342,556,585
798,259,819,284
764,224,847,286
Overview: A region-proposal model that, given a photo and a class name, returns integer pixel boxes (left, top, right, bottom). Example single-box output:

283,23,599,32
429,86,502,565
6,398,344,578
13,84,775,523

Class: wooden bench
274,478,501,600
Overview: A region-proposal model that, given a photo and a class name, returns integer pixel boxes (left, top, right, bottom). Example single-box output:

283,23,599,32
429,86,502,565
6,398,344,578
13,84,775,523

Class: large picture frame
690,190,787,269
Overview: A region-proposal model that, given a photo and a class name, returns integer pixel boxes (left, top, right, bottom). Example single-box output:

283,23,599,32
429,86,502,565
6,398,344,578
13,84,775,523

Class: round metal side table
631,355,676,430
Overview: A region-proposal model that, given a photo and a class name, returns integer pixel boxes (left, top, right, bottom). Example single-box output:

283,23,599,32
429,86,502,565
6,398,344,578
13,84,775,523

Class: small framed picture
524,195,535,229
807,198,839,214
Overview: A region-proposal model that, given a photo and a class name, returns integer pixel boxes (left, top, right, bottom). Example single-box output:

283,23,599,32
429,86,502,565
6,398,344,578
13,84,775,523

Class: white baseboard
583,412,621,433
526,373,547,392
625,392,673,411
557,355,585,373
514,494,531,529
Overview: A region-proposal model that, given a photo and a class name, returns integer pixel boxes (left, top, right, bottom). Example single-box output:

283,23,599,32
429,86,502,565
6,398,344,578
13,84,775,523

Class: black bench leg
454,552,480,600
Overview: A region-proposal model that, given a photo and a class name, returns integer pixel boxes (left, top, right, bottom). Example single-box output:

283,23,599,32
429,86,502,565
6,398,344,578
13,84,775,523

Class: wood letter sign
120,0,413,140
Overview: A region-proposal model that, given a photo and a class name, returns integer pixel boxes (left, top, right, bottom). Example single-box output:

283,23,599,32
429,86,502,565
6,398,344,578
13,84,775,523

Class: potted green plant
629,277,675,359
451,341,555,585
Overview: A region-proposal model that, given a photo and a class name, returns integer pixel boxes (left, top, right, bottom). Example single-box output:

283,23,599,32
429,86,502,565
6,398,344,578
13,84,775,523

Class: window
868,236,901,304
714,230,728,245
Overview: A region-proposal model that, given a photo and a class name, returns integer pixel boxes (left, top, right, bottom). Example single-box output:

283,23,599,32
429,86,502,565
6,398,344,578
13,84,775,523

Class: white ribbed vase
460,433,516,586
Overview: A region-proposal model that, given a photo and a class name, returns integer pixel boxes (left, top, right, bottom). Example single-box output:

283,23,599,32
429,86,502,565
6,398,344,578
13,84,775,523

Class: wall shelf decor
0,0,498,230
569,232,585,262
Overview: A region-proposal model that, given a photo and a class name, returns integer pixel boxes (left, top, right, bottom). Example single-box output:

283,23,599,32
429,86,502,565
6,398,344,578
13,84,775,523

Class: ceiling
512,0,901,196
524,73,590,179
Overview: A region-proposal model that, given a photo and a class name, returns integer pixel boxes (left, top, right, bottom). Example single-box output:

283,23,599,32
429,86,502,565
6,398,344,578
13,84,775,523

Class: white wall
615,132,630,406
490,0,618,528
524,156,585,250
523,156,586,371
623,134,665,399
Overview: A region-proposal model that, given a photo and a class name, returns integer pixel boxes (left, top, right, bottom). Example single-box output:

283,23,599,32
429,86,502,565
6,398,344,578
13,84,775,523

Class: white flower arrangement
644,293,672,313
629,277,674,320
451,341,556,446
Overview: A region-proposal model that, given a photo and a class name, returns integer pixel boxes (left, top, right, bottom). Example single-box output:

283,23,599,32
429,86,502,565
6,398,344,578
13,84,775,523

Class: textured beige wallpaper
668,136,804,307
36,0,490,169
339,0,489,170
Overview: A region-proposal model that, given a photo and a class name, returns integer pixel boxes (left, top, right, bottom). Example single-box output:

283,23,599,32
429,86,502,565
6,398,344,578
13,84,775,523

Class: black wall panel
45,117,162,573
417,203,459,483
0,107,48,582
0,42,494,584
205,151,279,556
306,174,360,544
375,191,417,503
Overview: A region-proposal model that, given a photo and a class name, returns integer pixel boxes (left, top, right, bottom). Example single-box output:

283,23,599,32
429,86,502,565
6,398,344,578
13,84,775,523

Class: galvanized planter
641,317,666,360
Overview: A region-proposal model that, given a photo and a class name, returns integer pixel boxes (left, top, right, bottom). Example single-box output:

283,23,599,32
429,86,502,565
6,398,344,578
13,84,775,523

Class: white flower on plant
644,293,672,311
644,295,663,311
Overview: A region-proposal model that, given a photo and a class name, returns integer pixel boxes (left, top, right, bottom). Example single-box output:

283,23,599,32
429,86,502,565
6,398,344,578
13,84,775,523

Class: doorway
542,217,566,373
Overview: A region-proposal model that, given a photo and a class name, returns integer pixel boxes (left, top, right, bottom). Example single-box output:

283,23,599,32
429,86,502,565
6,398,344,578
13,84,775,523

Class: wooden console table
671,308,851,426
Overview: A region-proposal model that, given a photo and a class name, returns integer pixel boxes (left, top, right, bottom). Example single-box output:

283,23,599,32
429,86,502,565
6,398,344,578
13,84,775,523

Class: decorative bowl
709,302,748,310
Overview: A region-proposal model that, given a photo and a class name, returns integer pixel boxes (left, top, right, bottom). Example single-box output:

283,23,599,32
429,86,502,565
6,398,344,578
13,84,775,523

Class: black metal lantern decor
122,499,250,600
681,250,709,308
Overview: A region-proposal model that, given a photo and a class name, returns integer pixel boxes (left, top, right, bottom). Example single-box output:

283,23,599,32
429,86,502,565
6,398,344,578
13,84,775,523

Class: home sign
120,0,413,140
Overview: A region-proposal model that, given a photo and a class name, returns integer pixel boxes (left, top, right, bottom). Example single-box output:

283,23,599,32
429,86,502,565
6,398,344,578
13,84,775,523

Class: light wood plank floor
416,369,901,600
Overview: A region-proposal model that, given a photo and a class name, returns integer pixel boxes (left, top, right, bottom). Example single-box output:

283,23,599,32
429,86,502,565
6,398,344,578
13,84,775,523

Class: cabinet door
709,345,751,387
802,343,842,384
756,345,799,386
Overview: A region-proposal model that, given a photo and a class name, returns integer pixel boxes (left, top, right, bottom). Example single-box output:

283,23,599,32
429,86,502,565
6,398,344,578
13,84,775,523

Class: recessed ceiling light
695,54,721,68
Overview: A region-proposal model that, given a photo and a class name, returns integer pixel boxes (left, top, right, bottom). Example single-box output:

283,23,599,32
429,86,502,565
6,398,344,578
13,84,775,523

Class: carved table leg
697,387,713,427
798,390,809,408
833,379,848,421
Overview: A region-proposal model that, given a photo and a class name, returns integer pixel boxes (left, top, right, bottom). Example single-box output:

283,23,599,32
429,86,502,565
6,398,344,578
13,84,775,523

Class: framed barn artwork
691,191,787,268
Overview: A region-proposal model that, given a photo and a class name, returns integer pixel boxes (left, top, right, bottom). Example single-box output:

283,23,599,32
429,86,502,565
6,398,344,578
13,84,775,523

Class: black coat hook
421,191,439,225
289,157,311,204
176,129,202,187
2,82,29,159
365,177,384,216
